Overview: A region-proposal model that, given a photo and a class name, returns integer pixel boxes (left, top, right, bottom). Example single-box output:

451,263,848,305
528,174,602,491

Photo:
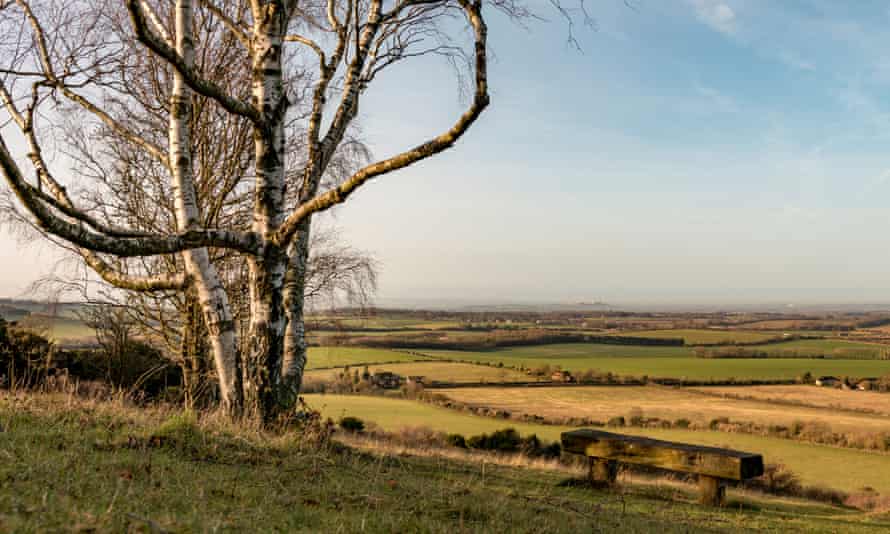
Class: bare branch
125,0,262,125
198,0,250,48
276,0,489,245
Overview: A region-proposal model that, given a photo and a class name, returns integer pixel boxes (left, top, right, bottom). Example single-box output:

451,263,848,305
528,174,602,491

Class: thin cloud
694,83,739,113
689,0,737,35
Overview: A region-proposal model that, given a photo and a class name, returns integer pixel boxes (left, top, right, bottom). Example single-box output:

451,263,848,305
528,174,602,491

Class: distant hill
0,298,87,319
0,303,30,322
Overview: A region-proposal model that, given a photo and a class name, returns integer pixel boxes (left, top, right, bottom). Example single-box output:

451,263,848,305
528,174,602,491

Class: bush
0,321,55,389
339,416,365,433
708,416,729,430
445,433,467,449
673,418,691,429
606,416,625,428
467,428,521,452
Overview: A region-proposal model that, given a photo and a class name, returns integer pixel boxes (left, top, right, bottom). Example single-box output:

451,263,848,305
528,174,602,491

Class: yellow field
434,385,890,434
304,361,533,383
693,385,890,416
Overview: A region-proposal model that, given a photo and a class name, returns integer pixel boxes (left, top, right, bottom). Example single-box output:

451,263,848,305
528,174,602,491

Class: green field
617,329,781,344
418,344,890,380
304,361,533,383
305,394,890,493
310,316,464,329
306,346,432,369
755,339,889,359
17,315,95,344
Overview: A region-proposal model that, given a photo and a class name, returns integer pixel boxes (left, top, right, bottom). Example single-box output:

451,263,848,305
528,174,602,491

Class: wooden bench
561,429,764,506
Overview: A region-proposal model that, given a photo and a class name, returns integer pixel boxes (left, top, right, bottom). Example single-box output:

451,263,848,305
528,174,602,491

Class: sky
5,0,890,308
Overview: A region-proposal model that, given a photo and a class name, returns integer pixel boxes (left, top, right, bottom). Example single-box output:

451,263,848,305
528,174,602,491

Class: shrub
708,416,729,430
673,418,691,429
606,416,625,428
339,416,365,433
467,428,521,452
445,433,467,449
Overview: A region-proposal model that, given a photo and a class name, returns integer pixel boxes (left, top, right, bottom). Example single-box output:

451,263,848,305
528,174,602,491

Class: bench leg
588,458,618,487
698,475,726,506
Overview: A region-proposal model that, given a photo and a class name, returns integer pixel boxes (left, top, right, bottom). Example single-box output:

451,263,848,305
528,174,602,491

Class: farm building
371,371,402,389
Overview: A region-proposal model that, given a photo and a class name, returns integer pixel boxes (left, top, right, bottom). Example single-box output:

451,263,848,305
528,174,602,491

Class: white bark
170,0,241,413
244,2,290,418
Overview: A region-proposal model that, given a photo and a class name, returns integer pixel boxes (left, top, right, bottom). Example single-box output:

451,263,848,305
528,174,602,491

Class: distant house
857,380,874,391
551,370,575,383
815,376,839,387
371,371,402,389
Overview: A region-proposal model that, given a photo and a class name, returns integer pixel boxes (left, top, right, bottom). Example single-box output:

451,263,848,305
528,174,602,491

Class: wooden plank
561,429,764,481
698,475,726,506
588,458,618,487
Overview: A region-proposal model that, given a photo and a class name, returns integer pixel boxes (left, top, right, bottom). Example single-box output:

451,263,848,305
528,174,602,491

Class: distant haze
5,1,890,310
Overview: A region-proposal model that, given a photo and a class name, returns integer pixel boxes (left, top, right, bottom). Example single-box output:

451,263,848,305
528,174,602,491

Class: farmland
305,347,431,369
615,329,781,344
434,385,890,434
692,385,890,416
416,344,890,380
304,393,890,493
16,315,95,345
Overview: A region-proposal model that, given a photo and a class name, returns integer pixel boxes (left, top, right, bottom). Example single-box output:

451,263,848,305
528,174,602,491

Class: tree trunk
244,3,289,422
280,219,313,408
170,0,242,415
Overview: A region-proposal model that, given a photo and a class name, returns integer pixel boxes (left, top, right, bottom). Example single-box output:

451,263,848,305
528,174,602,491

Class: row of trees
0,0,508,420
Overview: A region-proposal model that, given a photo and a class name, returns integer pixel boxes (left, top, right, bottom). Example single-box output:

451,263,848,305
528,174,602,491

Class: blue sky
327,0,890,306
5,0,890,307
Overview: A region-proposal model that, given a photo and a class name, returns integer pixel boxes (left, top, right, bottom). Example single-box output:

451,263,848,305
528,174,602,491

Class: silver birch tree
0,0,504,421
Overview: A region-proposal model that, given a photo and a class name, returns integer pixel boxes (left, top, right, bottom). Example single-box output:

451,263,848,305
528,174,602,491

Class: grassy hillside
305,394,890,494
3,393,890,533
419,344,890,380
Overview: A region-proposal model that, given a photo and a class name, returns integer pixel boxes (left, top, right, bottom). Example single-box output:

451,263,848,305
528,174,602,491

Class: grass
304,361,533,383
305,347,432,369
418,344,890,380
691,385,890,416
305,394,890,494
434,385,890,434
8,393,889,532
